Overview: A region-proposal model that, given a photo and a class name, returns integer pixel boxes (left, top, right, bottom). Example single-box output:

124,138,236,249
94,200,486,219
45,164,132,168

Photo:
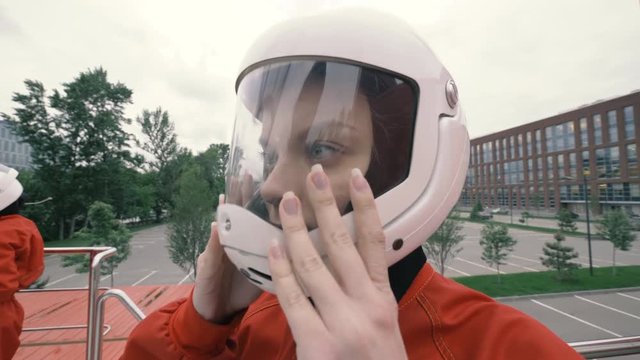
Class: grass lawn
454,266,640,297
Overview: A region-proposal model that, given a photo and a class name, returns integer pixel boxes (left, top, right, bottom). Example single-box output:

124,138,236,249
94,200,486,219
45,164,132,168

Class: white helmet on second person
217,8,470,293
0,164,23,212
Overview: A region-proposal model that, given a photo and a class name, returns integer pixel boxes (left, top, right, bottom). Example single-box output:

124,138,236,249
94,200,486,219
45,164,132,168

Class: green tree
195,143,229,199
518,211,532,225
2,68,139,240
62,201,132,286
470,200,484,220
137,107,179,222
540,232,580,280
556,208,577,233
597,209,637,276
422,212,464,276
530,192,543,216
480,223,517,283
167,165,214,278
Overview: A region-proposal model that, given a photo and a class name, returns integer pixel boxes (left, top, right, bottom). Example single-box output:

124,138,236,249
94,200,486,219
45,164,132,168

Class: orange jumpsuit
122,263,582,359
0,214,45,360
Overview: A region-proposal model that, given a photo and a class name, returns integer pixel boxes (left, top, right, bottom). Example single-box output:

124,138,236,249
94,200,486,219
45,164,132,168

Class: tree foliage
470,200,484,220
597,209,637,275
422,212,464,276
480,223,517,283
62,201,132,283
137,107,179,222
540,232,580,280
2,68,140,239
556,208,577,233
167,165,214,277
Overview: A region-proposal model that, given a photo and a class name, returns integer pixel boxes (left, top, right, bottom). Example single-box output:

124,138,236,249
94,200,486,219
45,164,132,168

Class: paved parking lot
433,221,640,278
39,221,640,354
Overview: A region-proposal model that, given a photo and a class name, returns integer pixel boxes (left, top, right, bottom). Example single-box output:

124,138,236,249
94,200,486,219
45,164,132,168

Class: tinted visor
228,60,417,225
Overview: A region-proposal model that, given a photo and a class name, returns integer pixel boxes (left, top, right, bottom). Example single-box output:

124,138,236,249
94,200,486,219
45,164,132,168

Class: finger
306,164,369,294
279,191,344,311
268,238,325,340
350,168,391,293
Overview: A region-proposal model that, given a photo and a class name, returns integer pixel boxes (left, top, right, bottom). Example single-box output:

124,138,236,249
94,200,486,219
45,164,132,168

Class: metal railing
23,248,640,359
20,247,146,360
571,336,640,359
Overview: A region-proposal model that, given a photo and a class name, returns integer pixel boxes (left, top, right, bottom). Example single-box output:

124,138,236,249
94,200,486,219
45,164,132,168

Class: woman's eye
308,142,343,161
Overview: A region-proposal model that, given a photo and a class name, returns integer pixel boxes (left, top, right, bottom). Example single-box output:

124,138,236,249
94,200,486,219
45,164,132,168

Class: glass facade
465,94,640,214
0,121,33,170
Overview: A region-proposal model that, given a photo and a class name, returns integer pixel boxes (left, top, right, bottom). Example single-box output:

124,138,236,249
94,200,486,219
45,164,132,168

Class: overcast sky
1,0,639,153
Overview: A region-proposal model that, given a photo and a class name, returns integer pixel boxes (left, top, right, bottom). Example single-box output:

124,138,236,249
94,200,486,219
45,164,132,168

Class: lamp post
563,173,594,276
582,174,594,276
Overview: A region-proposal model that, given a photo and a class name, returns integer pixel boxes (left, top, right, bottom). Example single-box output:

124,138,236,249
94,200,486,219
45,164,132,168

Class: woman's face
258,84,374,228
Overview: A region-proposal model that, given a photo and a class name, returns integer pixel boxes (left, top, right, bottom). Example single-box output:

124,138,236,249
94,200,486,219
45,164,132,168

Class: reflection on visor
227,60,417,226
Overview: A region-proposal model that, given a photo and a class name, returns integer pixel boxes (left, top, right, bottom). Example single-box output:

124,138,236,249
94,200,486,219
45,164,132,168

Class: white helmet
217,8,469,293
0,164,23,212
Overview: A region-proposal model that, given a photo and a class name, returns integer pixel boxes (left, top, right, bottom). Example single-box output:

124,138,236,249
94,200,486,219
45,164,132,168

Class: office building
462,91,640,215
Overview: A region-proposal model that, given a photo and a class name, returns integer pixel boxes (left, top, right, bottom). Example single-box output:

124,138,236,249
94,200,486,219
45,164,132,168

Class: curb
495,286,640,302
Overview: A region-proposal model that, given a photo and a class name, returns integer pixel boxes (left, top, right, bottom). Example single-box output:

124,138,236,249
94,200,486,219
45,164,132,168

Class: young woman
122,9,581,359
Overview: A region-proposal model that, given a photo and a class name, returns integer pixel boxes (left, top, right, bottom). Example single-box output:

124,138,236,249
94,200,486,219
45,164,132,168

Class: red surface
14,284,192,360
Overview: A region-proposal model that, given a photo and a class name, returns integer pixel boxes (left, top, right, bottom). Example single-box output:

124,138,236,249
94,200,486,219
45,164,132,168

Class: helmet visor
228,60,417,228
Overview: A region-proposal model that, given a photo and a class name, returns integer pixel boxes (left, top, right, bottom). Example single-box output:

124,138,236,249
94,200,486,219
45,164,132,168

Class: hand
267,165,407,360
192,195,262,323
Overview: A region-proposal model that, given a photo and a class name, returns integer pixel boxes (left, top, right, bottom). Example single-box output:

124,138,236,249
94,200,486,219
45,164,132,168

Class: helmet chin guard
217,8,469,294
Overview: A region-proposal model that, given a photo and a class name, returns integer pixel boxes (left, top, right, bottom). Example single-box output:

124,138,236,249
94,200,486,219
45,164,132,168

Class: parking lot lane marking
46,274,78,287
446,266,470,276
132,270,158,286
617,293,640,302
575,295,640,320
505,261,539,272
530,299,622,338
178,270,194,285
456,257,506,274
511,255,540,263
579,256,627,266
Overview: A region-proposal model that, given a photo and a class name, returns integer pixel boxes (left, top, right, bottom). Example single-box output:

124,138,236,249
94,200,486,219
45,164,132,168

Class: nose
259,156,308,208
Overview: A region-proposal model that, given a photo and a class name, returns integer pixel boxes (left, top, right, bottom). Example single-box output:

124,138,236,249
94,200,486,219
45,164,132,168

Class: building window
536,157,543,183
557,154,565,178
526,132,532,157
546,127,554,152
582,150,590,177
535,129,542,154
593,114,602,145
579,117,588,147
628,144,638,178
595,146,620,179
607,110,618,143
509,136,515,159
517,134,523,158
624,106,635,140
569,153,577,178
630,183,640,201
547,156,554,180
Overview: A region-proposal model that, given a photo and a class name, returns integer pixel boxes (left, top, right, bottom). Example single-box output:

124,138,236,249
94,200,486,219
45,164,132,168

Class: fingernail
269,238,283,260
351,168,369,192
311,164,328,190
282,191,298,215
